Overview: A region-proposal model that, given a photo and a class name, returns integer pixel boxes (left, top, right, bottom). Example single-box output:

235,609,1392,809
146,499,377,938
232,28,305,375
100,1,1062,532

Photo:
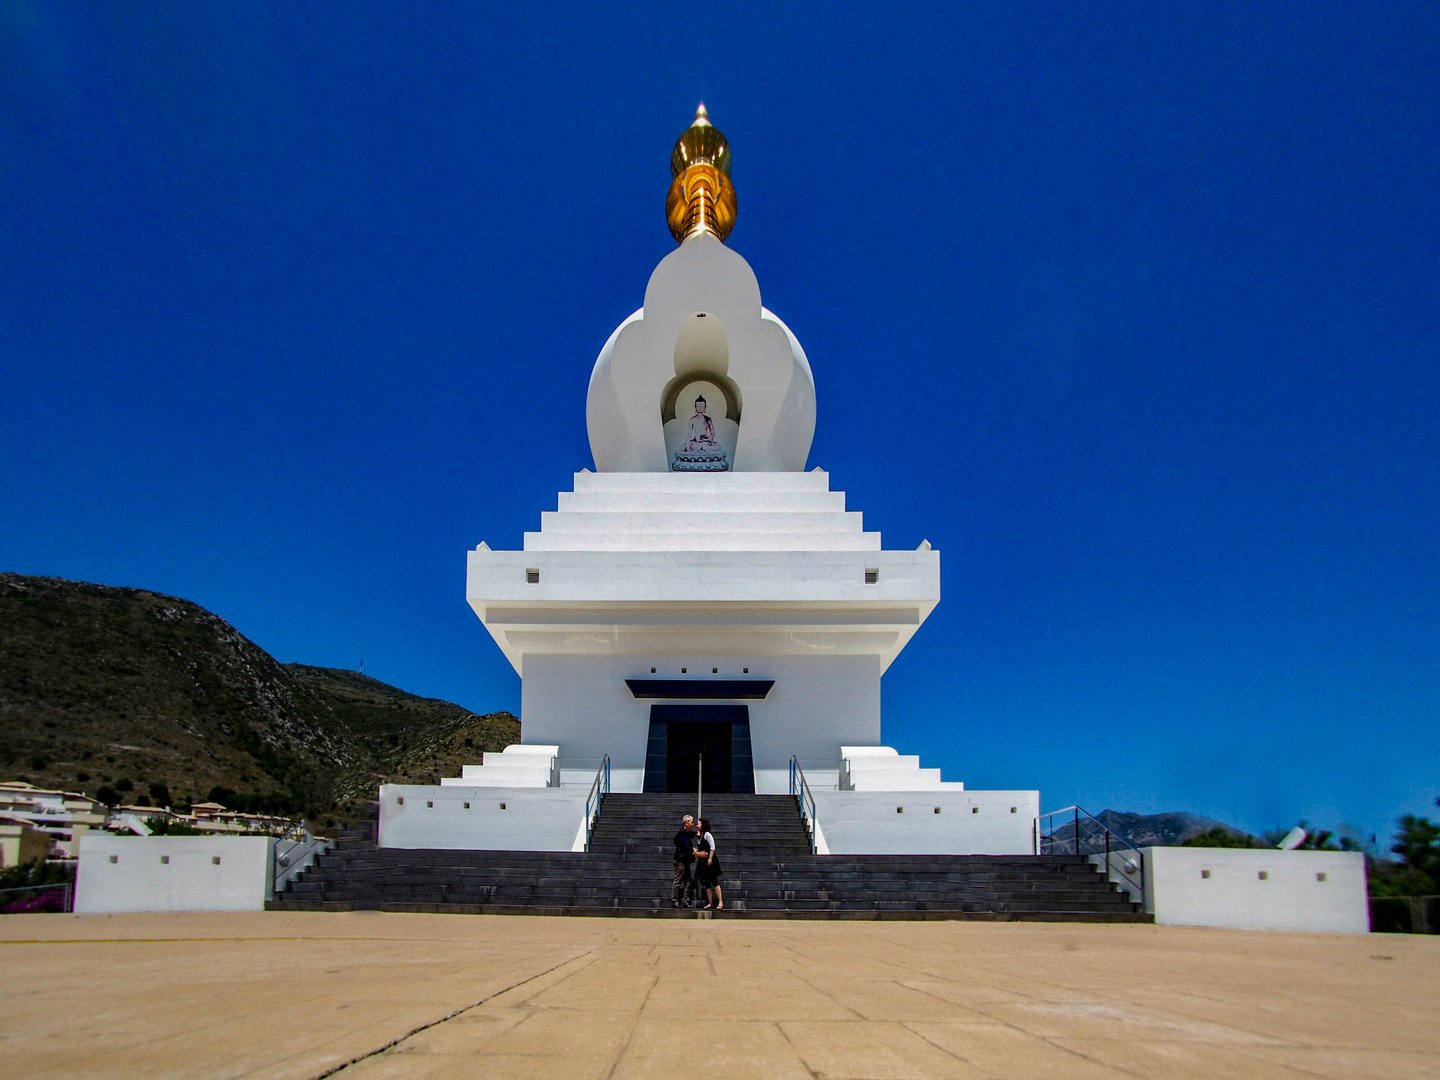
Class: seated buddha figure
670,395,730,472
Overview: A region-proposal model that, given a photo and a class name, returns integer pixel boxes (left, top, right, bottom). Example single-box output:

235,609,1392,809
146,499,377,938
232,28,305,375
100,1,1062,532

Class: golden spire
666,103,737,244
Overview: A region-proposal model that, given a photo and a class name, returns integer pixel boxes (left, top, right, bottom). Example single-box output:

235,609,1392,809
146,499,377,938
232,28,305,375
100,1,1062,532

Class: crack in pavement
311,947,601,1078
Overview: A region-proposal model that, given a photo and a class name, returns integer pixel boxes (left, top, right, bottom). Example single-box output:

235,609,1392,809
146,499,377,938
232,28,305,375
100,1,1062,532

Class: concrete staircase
268,793,1150,921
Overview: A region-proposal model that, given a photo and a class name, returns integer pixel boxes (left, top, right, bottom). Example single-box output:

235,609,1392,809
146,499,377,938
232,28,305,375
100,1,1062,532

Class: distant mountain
1098,809,1253,846
1050,808,1251,848
0,573,517,827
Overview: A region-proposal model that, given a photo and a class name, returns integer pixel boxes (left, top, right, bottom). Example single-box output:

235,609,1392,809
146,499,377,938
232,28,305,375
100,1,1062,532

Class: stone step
279,886,1133,911
278,792,1148,923
291,888,1125,912
266,900,1150,925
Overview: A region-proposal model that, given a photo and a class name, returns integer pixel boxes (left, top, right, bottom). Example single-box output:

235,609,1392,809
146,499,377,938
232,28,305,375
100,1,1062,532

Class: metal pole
1074,807,1080,857
697,752,703,821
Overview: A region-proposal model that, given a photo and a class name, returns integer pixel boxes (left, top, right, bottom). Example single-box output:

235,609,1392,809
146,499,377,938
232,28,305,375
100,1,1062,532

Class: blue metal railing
788,756,818,855
583,754,611,852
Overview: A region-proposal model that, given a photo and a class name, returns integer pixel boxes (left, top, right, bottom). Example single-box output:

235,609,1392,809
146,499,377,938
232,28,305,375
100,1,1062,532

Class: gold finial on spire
667,103,736,244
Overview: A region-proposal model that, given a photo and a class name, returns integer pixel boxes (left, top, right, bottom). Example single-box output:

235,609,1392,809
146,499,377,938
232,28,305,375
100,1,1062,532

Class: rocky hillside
1091,809,1248,846
0,573,517,828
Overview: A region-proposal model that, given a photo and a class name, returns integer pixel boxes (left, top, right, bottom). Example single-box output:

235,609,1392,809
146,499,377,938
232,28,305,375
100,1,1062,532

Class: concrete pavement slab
778,1018,980,1078
0,912,1435,1079
609,1018,814,1080
1048,1037,1322,1079
910,1022,1143,1080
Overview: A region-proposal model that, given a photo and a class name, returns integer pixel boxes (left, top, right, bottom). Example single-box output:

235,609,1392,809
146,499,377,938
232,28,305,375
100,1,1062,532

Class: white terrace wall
811,790,1039,855
379,785,590,851
1142,846,1369,933
75,834,274,913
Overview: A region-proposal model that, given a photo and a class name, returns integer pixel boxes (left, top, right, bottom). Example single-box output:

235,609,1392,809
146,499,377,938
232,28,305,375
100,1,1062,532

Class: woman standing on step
695,817,723,911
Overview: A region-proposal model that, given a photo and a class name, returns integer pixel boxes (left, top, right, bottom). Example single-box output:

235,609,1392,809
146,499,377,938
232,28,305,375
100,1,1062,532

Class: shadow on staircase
269,793,1151,922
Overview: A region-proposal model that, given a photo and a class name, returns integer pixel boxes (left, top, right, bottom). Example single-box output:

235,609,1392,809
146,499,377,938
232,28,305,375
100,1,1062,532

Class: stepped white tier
467,469,940,789
438,744,559,788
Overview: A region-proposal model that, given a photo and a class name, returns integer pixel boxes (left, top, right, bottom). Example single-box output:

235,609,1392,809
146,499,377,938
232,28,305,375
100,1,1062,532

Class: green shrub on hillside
1181,827,1260,849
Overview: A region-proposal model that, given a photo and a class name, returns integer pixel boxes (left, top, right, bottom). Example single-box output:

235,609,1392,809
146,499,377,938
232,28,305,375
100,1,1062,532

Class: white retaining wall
75,834,274,913
811,789,1039,855
1142,846,1369,933
379,784,590,851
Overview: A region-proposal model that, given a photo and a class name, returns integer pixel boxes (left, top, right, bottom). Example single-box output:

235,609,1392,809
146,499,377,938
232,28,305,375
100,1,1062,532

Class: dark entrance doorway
643,704,754,794
668,721,732,795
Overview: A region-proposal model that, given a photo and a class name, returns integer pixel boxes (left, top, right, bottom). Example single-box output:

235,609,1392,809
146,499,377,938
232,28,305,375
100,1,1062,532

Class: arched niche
660,369,743,425
662,371,741,472
661,311,743,473
673,310,729,378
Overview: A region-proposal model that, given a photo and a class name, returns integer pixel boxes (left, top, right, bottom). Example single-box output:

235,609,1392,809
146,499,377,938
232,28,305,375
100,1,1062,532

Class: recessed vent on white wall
526,568,540,584
865,568,879,584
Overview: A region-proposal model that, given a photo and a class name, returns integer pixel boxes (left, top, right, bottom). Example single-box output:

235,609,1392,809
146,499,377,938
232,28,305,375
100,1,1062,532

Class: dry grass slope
0,573,517,828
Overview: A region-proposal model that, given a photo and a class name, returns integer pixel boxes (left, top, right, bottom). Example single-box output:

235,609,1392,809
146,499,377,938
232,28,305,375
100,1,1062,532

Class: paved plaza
1,912,1436,1079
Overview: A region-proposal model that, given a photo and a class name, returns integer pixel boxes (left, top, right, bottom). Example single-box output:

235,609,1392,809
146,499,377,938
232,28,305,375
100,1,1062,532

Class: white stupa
380,107,1038,854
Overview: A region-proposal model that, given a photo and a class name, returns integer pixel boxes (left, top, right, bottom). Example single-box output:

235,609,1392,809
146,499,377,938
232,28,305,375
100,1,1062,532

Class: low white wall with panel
812,790,1039,855
75,834,274,913
379,784,589,851
1142,847,1368,933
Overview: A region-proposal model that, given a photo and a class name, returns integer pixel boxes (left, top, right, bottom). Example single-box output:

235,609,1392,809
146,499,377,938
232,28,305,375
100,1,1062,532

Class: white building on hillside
0,781,107,858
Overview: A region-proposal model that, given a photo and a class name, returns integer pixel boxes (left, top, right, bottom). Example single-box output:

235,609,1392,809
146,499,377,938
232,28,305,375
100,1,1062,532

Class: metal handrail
583,754,611,852
270,815,337,893
788,756,818,855
273,828,330,893
1038,804,1146,905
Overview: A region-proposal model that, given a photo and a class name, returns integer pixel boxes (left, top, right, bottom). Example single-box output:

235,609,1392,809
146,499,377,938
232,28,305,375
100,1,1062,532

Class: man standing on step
671,814,697,908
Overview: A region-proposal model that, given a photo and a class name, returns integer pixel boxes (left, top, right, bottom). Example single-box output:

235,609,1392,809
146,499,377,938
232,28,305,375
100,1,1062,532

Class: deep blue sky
3,5,1437,843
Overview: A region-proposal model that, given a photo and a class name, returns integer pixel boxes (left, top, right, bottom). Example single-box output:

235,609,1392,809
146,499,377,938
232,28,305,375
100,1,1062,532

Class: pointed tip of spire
667,103,735,243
